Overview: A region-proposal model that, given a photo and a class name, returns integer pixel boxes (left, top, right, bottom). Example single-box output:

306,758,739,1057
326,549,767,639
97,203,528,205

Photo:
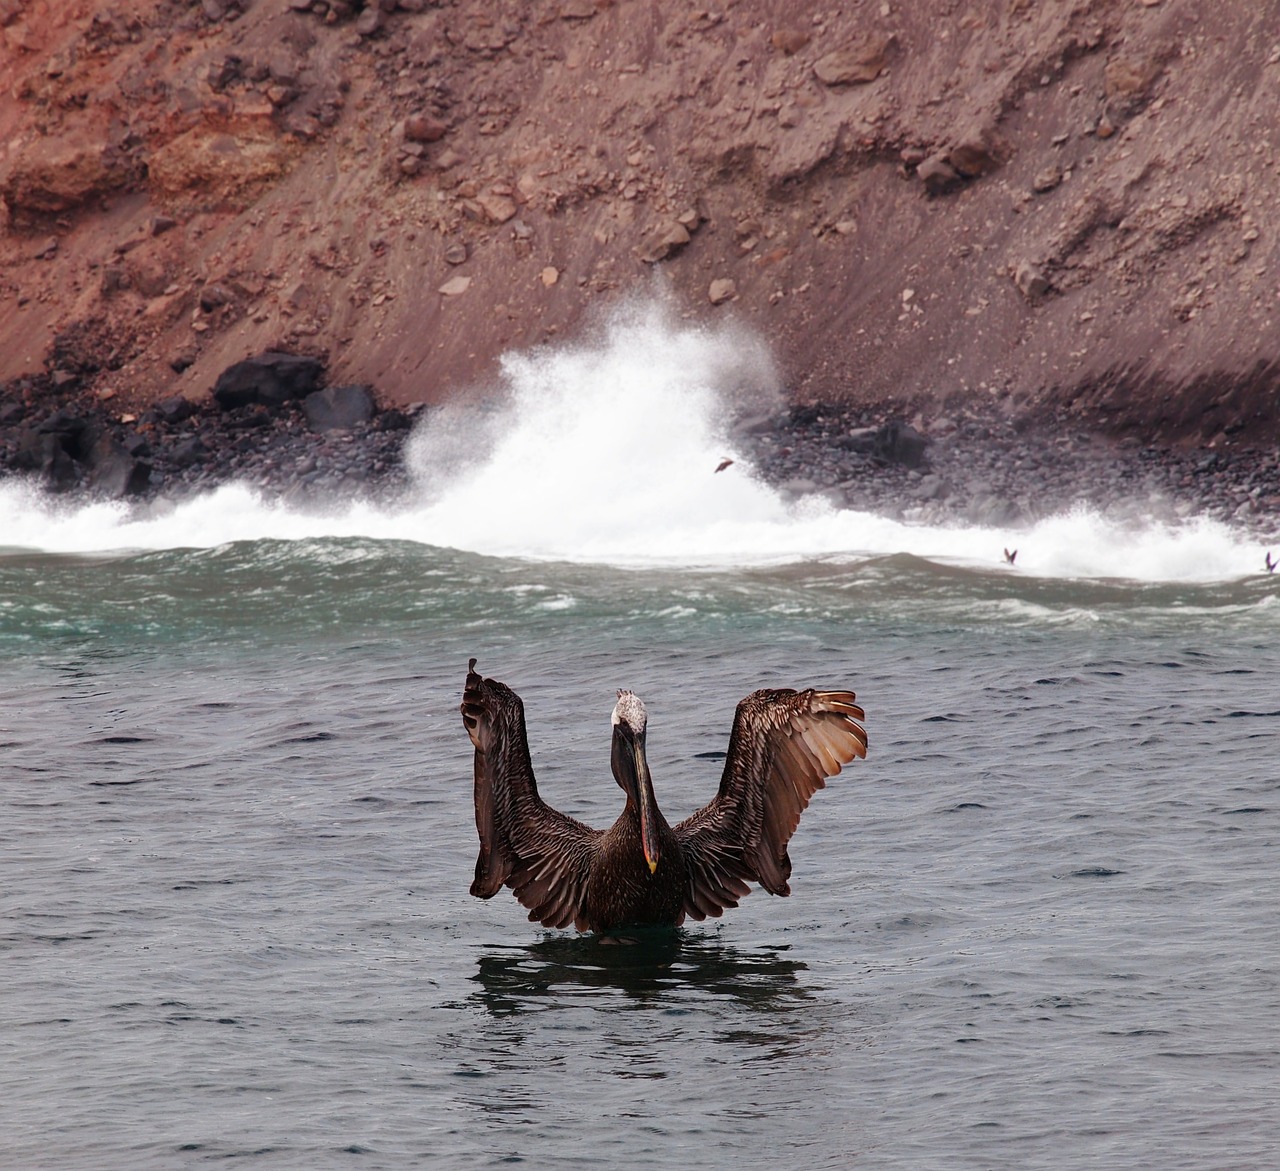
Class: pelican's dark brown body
460,660,868,933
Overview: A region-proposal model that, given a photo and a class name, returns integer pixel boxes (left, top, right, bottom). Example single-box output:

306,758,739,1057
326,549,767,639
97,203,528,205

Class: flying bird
1267,551,1276,574
1004,547,1017,565
460,659,867,933
714,457,734,474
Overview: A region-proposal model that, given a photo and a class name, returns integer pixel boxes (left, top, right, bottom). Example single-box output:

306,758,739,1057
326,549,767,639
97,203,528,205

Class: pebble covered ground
741,401,1280,535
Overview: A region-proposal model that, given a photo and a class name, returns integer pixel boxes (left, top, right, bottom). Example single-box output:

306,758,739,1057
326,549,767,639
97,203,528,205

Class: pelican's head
610,690,660,875
611,689,648,738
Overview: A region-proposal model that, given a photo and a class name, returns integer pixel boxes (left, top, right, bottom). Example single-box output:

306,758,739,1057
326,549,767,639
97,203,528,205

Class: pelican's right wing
460,660,598,929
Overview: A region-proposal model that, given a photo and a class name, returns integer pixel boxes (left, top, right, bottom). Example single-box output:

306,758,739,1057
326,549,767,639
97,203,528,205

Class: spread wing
460,660,599,930
674,688,867,921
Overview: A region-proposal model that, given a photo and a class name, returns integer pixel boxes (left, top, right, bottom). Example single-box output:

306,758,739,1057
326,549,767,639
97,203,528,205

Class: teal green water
4,539,1279,1169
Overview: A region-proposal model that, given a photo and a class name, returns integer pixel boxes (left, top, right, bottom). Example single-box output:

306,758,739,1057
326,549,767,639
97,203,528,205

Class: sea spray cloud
399,300,788,558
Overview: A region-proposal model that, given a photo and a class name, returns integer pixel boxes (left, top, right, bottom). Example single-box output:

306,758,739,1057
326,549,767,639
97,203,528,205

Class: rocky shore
741,402,1280,535
3,352,1277,547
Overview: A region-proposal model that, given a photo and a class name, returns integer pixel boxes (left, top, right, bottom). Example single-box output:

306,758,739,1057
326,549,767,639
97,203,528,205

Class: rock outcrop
1,0,1278,451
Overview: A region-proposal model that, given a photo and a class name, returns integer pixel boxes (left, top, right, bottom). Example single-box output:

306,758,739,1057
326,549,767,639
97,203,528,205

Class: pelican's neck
611,722,664,872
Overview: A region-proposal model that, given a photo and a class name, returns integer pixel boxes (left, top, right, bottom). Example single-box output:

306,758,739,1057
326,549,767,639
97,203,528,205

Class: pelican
460,659,868,933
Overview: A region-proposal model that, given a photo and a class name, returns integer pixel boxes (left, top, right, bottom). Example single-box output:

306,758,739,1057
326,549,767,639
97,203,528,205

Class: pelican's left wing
461,660,598,930
674,687,867,920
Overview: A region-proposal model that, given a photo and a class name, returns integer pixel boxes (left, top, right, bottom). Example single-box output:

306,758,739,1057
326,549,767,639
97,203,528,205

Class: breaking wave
0,302,1270,583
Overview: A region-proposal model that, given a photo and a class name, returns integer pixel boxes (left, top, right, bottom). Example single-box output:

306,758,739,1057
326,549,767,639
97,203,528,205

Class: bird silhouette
1003,547,1017,565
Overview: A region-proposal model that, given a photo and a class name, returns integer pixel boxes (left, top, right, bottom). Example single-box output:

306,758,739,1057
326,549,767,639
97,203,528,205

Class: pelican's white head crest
612,689,648,734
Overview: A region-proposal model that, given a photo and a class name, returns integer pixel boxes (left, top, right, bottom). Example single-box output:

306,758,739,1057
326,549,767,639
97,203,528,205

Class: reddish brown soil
3,0,1279,450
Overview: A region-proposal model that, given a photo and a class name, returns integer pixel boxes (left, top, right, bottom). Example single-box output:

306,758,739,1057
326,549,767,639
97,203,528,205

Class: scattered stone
635,222,691,264
771,29,811,56
169,436,207,467
150,214,177,236
375,408,411,432
302,384,375,432
1104,55,1162,103
477,191,517,224
1014,259,1051,300
212,352,325,410
540,266,559,287
444,243,468,265
914,474,950,501
709,278,737,305
405,114,447,143
355,6,384,36
439,275,472,296
560,0,596,19
813,36,893,86
156,394,197,423
1032,166,1062,194
917,153,961,196
947,135,1003,178
87,433,151,498
32,236,59,260
199,283,237,311
841,420,929,468
14,431,79,492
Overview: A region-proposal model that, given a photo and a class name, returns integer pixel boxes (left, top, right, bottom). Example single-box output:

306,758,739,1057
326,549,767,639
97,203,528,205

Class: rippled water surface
4,539,1278,1170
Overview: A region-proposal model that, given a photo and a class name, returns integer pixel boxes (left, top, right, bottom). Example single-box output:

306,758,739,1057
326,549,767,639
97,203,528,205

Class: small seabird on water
1003,548,1017,565
714,457,734,474
1266,551,1277,574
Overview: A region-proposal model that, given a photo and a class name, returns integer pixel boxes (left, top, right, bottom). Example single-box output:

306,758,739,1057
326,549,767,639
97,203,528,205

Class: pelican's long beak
631,738,660,875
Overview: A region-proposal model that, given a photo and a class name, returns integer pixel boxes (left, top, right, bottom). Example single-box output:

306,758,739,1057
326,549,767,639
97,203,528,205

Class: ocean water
3,307,1278,1169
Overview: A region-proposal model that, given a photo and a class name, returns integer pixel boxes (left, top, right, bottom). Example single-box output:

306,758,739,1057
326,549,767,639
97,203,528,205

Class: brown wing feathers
676,687,866,917
755,690,866,892
461,659,595,926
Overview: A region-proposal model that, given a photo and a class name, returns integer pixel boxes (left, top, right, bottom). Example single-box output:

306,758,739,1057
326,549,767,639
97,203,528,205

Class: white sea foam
0,302,1269,582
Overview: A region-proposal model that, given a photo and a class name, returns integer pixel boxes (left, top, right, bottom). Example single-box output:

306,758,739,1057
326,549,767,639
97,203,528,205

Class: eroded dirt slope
3,0,1279,446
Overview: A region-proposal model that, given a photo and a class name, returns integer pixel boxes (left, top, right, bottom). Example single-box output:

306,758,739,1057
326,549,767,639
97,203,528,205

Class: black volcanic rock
14,430,79,492
303,384,375,432
212,352,325,411
87,433,151,498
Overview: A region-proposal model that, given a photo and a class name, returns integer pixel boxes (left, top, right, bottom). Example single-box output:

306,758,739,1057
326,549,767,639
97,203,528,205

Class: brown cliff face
2,0,1278,448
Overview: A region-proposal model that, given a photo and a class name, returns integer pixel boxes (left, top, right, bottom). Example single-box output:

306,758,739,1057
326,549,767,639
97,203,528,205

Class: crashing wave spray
0,300,1266,580
397,300,791,560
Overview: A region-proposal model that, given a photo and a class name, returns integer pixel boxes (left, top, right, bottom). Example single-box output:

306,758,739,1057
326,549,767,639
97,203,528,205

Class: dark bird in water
1267,551,1276,574
714,457,734,474
1004,547,1018,565
460,659,868,933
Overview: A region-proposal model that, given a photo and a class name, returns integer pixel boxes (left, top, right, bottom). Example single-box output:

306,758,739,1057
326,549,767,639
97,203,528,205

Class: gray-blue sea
3,313,1278,1168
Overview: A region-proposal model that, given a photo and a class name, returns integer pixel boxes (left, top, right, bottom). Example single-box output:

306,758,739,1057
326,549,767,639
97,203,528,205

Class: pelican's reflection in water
470,929,814,1018
453,932,851,1155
